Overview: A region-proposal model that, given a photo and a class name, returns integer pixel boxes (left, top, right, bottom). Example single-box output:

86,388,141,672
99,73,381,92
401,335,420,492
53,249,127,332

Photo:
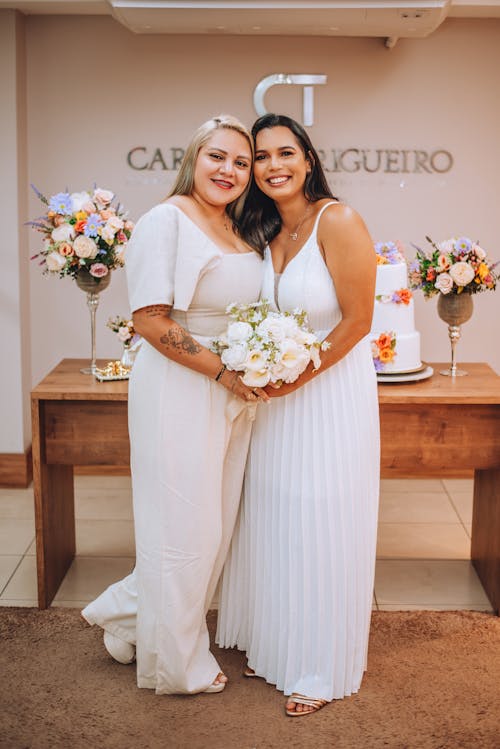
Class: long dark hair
240,114,336,252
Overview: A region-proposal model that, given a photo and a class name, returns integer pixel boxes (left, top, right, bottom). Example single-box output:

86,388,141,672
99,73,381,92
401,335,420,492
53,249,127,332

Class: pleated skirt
216,338,380,701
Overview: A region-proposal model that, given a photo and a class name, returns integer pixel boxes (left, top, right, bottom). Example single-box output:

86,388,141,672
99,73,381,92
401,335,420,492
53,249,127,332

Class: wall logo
126,73,453,177
253,74,327,126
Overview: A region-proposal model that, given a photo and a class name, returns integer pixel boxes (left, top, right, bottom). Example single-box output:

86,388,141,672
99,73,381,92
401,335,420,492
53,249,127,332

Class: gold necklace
286,203,311,241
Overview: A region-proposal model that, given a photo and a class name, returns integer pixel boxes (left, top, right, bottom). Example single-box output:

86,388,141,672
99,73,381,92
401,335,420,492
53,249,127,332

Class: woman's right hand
219,370,269,403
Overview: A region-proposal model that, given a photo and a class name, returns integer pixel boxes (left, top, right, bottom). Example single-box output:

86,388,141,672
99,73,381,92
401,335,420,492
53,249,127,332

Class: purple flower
373,358,384,372
84,213,104,237
391,292,401,303
48,192,72,215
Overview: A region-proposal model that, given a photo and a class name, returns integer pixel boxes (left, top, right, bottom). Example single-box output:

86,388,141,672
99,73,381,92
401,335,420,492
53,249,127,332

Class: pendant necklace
287,203,311,241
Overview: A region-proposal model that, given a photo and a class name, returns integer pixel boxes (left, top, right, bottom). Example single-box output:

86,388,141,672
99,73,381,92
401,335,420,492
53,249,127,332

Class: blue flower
454,237,472,256
84,213,104,237
48,192,72,215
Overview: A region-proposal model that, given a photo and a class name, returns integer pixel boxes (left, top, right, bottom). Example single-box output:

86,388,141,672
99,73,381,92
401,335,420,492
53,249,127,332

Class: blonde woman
83,116,266,695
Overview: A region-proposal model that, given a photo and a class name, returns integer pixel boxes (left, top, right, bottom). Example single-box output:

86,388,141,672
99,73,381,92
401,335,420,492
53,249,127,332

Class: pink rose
82,201,96,214
93,188,114,207
124,220,135,232
435,272,453,294
100,209,113,221
89,263,109,278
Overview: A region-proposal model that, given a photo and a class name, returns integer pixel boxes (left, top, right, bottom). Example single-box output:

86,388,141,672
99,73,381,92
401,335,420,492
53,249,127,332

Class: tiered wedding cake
370,241,422,374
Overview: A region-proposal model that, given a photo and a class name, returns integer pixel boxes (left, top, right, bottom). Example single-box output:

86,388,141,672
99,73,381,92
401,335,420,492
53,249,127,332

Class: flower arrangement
376,288,412,305
374,241,405,265
371,332,397,373
29,185,134,282
211,300,330,388
409,236,498,298
107,315,141,349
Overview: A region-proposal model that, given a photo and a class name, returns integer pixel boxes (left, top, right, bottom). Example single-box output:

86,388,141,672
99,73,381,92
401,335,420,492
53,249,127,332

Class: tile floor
0,476,493,612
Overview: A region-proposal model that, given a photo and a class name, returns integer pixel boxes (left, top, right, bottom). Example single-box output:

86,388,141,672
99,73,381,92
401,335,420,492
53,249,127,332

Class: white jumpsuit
82,204,262,694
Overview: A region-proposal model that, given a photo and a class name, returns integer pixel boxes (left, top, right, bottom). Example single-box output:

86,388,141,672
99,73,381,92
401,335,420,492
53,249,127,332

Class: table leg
32,399,76,608
471,468,500,615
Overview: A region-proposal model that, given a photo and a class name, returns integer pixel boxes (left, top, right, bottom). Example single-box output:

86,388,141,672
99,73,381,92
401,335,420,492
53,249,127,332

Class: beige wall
2,14,499,449
1,10,31,452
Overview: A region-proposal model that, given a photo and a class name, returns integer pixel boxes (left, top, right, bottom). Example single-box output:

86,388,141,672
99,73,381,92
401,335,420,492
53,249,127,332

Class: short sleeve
125,203,179,313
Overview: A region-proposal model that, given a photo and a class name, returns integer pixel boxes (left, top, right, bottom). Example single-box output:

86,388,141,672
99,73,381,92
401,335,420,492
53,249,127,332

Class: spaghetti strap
311,201,339,234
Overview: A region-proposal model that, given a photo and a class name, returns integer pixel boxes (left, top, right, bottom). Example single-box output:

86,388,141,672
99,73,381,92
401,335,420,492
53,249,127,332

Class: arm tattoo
159,327,202,355
144,305,171,318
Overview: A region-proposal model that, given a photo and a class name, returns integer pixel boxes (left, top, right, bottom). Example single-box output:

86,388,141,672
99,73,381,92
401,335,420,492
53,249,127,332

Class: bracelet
215,364,226,382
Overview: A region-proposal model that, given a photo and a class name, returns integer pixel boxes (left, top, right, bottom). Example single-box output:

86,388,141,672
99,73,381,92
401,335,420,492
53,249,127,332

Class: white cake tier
372,298,416,334
375,263,407,295
372,330,422,373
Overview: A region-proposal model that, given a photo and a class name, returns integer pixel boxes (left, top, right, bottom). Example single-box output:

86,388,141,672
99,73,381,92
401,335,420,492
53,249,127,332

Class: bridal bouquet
29,185,134,280
211,300,330,388
107,315,141,349
409,236,498,298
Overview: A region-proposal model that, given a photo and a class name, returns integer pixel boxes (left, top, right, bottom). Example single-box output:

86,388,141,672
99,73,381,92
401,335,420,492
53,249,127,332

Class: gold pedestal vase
437,292,473,377
75,271,112,374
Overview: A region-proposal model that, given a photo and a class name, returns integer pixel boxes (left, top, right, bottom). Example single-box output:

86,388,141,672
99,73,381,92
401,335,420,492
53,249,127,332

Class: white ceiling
1,0,499,40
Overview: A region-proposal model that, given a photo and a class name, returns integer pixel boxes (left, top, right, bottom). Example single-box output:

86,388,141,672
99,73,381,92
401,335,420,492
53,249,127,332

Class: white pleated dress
82,204,262,695
216,203,380,702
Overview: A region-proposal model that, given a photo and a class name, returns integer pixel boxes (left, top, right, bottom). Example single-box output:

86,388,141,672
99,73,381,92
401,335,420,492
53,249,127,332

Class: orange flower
398,288,412,305
376,255,388,265
58,241,74,257
379,347,395,363
74,219,87,234
377,333,393,349
426,268,436,281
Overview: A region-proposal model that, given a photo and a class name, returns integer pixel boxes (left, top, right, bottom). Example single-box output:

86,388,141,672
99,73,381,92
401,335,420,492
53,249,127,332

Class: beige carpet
1,608,499,749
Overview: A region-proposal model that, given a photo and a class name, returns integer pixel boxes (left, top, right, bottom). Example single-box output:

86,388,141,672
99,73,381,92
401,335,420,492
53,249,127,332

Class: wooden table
32,359,500,611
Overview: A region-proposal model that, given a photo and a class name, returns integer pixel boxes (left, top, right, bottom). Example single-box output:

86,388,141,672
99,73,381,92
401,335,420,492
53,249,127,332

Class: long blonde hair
168,114,253,223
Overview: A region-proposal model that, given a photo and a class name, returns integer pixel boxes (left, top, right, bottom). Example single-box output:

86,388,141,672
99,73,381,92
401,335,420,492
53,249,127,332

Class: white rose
281,364,304,384
51,223,75,243
269,362,287,381
227,321,252,344
282,316,301,338
73,234,99,259
105,215,124,233
93,188,114,207
438,238,456,255
45,251,67,272
449,262,475,287
256,316,286,342
101,226,116,245
221,343,249,371
294,329,317,346
473,245,486,260
70,191,92,213
242,369,271,387
435,272,453,294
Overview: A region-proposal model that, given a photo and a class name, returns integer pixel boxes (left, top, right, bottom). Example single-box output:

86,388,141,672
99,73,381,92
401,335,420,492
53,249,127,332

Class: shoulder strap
312,201,338,234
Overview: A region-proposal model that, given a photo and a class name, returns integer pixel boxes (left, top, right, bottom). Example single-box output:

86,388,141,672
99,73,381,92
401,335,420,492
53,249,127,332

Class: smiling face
192,129,252,208
253,125,311,201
